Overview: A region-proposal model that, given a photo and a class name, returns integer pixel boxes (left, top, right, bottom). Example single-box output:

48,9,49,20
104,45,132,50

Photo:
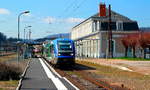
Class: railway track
44,59,129,90
55,68,106,90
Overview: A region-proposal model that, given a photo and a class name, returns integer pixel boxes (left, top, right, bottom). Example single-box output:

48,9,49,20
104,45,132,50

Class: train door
50,44,54,58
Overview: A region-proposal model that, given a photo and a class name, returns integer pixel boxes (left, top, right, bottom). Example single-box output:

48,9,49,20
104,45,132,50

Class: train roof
53,38,73,42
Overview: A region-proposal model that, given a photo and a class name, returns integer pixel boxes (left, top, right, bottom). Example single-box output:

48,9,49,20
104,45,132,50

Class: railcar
43,38,75,65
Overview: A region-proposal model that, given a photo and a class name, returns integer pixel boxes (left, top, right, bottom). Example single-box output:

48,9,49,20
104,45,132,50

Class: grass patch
65,71,82,78
0,62,22,80
76,60,150,89
113,57,150,61
76,60,150,79
0,54,29,90
0,80,18,90
0,54,17,62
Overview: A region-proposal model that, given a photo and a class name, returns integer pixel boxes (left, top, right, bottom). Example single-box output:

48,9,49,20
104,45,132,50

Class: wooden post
108,4,113,58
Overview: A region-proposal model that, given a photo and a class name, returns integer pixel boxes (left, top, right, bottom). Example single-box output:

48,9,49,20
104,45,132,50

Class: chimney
99,3,106,17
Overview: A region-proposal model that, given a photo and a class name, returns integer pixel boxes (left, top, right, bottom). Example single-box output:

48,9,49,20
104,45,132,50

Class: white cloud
0,8,10,15
43,17,84,24
43,17,56,24
65,17,84,23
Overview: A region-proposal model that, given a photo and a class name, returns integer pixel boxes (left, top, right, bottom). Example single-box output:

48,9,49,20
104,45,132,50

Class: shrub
0,62,22,80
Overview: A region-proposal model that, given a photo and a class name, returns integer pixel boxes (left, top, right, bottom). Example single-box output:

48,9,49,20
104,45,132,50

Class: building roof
72,9,137,29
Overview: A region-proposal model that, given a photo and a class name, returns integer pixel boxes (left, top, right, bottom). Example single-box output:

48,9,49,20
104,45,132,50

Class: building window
92,20,98,32
99,21,101,31
97,21,99,31
127,47,132,57
101,22,108,30
92,21,95,32
107,40,115,54
123,22,139,30
111,40,115,53
111,22,116,30
116,21,123,30
95,21,97,31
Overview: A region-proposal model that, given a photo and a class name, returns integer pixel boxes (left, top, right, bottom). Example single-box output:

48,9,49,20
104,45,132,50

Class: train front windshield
58,41,73,52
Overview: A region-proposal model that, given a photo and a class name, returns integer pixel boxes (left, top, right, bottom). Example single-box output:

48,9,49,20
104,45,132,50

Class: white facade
71,16,109,58
71,12,139,58
71,19,102,40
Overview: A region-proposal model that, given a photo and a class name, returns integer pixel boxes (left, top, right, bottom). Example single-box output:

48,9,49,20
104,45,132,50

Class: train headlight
70,53,74,56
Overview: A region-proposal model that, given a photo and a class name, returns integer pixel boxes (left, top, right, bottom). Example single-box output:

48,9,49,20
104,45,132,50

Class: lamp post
17,11,30,66
29,29,31,40
23,26,31,59
18,11,30,40
24,26,31,42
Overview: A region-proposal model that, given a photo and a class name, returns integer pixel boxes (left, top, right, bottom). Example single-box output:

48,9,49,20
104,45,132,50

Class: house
71,3,139,58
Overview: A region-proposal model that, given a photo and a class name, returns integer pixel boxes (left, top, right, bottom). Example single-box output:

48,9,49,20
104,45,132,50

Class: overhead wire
58,0,88,18
50,0,88,33
66,0,87,17
58,0,78,18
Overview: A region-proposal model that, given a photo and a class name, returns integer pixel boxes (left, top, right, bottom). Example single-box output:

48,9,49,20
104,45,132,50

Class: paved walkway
20,58,77,90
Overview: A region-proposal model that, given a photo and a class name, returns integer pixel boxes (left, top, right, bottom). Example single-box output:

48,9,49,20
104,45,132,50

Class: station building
71,4,139,58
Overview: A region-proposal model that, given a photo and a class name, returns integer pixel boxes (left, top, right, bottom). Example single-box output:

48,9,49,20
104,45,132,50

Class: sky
0,0,149,39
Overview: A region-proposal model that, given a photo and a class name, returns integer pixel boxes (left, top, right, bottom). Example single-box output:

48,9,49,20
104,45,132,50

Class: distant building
140,27,150,32
71,4,139,58
36,33,70,42
45,33,70,40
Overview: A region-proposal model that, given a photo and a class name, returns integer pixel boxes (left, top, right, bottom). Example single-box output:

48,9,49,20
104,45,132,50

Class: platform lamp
17,11,30,67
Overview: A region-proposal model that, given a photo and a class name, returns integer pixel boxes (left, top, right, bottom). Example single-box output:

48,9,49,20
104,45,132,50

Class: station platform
20,58,78,90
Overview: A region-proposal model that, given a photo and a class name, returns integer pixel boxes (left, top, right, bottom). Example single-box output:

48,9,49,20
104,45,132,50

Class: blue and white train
43,38,75,65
